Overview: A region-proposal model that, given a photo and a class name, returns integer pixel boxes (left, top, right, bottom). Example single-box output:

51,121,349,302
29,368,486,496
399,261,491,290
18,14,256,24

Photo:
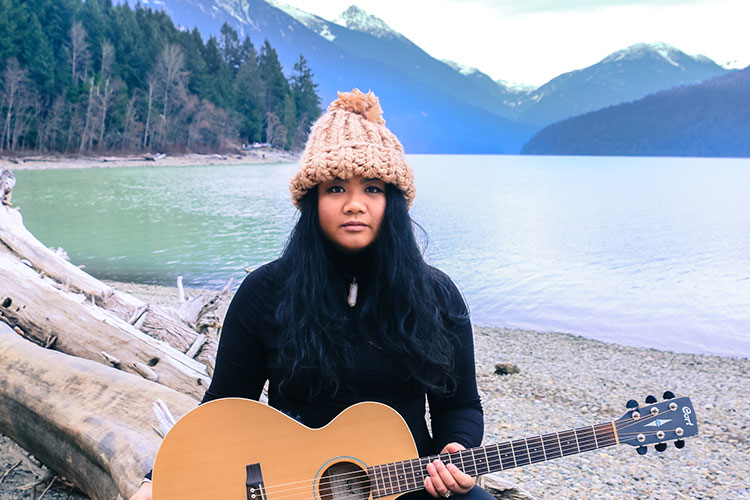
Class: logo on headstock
682,407,694,426
644,419,671,427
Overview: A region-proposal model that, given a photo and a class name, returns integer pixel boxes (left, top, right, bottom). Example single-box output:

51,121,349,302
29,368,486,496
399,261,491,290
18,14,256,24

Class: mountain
520,67,750,157
136,0,533,153
122,2,734,154
514,43,730,127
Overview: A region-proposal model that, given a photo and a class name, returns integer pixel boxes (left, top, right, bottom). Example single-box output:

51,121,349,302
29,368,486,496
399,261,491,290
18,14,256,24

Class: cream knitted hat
290,89,415,209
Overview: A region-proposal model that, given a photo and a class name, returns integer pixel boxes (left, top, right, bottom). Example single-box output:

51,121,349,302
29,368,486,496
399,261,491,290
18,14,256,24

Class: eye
365,185,384,194
326,185,345,193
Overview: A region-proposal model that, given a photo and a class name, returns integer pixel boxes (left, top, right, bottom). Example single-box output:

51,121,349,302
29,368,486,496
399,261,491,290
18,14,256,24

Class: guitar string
260,410,679,500
257,410,679,500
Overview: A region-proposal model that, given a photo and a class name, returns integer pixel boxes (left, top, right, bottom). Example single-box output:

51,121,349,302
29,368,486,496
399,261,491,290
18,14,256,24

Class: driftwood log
0,167,231,497
0,322,197,500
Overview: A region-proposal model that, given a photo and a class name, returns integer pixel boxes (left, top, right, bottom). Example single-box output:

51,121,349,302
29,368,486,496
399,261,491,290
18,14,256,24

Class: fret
386,462,396,495
541,433,562,460
482,446,491,475
407,458,418,491
558,429,578,456
397,460,407,492
591,425,599,448
379,463,387,496
524,439,532,465
498,442,515,470
511,439,531,467
467,448,477,477
486,443,503,473
526,435,545,464
575,426,596,453
369,466,379,498
458,449,466,473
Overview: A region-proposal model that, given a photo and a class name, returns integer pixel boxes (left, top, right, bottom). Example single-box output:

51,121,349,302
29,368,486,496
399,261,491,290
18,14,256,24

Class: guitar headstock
615,392,698,455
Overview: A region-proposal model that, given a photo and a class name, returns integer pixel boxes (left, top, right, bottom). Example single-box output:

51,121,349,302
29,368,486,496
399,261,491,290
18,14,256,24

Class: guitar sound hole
318,462,370,500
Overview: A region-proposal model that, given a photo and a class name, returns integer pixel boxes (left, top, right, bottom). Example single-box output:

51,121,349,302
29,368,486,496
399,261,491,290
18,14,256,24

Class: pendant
347,277,358,307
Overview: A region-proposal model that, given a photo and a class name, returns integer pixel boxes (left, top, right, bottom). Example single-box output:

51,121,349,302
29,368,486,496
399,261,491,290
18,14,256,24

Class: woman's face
318,175,387,253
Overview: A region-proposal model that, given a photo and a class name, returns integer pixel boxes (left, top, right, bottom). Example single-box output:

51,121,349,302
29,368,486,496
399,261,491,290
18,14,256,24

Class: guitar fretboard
367,422,617,498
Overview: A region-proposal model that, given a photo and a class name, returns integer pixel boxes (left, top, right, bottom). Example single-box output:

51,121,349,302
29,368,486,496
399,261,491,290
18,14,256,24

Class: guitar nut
669,402,678,411
676,427,684,436
651,407,659,415
637,433,646,442
656,431,665,439
632,411,641,420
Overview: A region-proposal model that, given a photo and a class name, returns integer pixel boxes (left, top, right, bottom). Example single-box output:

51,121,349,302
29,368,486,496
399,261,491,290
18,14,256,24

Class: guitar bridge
246,463,266,500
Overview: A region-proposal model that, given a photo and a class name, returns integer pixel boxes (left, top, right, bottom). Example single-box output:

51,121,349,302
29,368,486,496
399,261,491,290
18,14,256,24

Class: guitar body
152,398,419,500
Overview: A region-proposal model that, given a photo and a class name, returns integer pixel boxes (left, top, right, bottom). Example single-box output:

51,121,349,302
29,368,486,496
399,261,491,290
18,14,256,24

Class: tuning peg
655,443,668,452
674,440,685,449
645,395,657,404
626,399,639,409
636,446,647,455
663,390,675,400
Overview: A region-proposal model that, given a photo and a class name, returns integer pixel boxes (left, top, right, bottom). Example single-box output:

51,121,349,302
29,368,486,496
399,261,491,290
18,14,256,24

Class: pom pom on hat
327,89,385,125
290,89,415,209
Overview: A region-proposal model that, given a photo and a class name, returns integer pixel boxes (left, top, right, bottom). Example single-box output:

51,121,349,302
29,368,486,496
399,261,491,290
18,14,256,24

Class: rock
494,363,520,375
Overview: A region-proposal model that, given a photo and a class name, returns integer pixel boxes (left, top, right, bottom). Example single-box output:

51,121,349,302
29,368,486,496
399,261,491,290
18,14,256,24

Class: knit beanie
290,89,415,209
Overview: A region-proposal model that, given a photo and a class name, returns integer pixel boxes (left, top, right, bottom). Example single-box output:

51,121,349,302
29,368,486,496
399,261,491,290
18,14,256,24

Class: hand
128,481,152,500
424,442,475,498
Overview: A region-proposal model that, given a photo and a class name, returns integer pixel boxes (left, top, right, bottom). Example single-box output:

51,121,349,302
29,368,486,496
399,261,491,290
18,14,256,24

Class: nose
343,190,366,214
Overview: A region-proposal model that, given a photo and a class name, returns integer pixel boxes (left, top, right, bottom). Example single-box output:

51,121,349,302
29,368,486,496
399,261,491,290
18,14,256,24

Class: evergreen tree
290,54,321,149
258,39,288,117
202,35,234,109
234,36,264,144
220,23,241,77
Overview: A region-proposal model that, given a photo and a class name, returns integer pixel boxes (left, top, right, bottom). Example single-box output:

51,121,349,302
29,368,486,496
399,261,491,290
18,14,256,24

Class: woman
130,89,491,500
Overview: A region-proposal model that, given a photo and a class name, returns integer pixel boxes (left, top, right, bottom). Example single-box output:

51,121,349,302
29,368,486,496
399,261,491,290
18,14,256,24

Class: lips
342,221,367,227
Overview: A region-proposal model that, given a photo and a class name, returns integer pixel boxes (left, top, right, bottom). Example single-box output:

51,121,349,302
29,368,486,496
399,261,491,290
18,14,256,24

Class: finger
446,463,476,490
424,476,440,498
442,443,465,453
435,460,461,492
427,461,451,496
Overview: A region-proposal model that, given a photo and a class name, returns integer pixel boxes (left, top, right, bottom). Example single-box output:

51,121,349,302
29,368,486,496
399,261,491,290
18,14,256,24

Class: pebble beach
1,281,748,499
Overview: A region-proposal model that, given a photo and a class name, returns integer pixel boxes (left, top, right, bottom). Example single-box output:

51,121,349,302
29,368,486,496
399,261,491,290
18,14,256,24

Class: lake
11,155,750,358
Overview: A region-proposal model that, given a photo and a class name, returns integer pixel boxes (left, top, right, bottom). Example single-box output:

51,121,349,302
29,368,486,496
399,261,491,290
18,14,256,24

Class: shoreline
1,281,748,499
2,150,299,171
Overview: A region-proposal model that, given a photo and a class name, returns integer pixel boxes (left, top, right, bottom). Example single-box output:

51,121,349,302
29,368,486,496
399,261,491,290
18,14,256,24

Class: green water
13,163,299,288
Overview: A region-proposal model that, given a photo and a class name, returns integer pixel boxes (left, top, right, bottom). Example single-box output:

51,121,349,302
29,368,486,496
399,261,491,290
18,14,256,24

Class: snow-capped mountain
515,42,729,126
139,0,531,152
333,5,402,40
123,1,732,153
442,60,535,109
522,66,750,157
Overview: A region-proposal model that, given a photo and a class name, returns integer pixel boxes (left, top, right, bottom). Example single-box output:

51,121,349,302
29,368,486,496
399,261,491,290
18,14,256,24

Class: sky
276,0,750,87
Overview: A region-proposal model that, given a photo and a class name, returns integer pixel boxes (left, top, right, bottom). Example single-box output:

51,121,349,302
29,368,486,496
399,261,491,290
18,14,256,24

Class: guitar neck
368,422,618,498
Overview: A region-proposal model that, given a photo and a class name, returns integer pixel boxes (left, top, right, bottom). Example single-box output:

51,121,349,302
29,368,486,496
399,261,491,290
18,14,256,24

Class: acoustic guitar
152,393,697,500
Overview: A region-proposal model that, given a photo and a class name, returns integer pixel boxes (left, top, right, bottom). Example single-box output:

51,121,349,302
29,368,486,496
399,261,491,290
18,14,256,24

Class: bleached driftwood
0,244,210,399
0,322,197,500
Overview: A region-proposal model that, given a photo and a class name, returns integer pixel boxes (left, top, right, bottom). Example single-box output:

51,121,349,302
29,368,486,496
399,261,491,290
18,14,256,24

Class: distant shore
1,280,747,499
2,150,299,171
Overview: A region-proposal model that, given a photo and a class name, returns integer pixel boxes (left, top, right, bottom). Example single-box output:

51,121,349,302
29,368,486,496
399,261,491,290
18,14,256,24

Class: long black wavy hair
274,184,468,398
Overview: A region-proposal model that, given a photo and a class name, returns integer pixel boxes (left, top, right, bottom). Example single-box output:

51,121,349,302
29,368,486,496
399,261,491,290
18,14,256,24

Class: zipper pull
347,277,358,308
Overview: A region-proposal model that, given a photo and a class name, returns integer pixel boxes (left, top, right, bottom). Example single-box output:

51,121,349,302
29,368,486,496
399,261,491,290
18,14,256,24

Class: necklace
347,277,358,307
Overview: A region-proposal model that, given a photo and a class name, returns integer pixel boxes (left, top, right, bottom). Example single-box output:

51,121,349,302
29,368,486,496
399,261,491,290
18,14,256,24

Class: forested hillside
521,67,749,158
0,0,321,155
